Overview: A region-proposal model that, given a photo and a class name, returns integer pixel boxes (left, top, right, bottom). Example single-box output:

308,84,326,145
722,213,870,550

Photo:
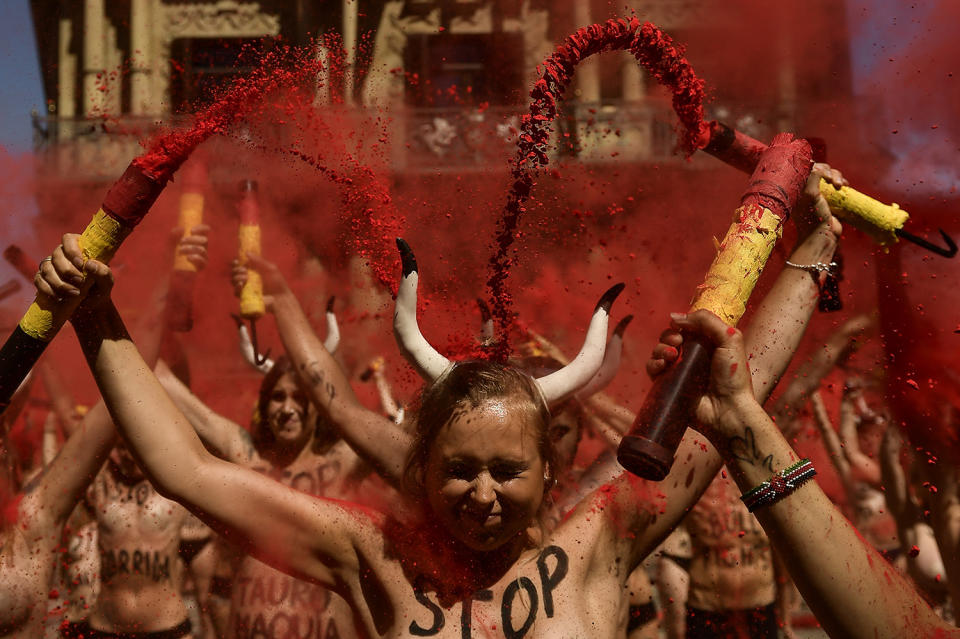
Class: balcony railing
30,100,790,181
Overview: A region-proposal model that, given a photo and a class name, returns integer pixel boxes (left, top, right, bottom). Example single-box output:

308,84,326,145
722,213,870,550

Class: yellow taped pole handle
0,162,167,413
237,180,265,319
20,210,133,341
818,179,908,245
619,133,813,480
168,159,207,332
702,122,909,245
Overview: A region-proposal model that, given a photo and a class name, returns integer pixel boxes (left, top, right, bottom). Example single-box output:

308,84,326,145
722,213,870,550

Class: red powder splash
133,44,328,185
487,18,708,359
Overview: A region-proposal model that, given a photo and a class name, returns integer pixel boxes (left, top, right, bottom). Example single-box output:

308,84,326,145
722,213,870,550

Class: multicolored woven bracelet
740,458,817,513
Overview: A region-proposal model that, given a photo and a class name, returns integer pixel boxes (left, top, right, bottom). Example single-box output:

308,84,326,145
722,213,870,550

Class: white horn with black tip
535,283,625,405
393,238,452,381
323,296,340,354
232,314,274,374
575,314,632,399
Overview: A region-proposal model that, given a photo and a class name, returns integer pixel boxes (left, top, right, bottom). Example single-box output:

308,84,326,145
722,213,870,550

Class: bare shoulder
553,472,661,571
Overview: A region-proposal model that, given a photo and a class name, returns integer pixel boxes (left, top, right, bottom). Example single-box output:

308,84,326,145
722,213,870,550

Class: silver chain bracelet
784,260,837,275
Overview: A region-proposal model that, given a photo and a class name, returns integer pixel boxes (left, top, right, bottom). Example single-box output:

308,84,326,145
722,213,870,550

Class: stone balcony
30,99,785,182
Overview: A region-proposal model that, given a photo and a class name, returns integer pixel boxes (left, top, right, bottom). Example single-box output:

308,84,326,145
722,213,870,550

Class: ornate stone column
342,0,358,104
57,19,77,121
130,0,154,115
572,0,599,103
82,0,105,115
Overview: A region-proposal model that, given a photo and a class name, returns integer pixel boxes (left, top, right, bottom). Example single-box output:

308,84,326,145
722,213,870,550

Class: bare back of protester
156,355,367,638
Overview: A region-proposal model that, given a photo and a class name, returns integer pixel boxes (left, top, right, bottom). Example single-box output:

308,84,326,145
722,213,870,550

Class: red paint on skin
726,326,737,336
729,362,738,375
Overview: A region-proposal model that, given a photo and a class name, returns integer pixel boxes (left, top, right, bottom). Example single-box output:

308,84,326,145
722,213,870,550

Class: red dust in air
488,17,709,359
876,244,960,464
133,44,331,186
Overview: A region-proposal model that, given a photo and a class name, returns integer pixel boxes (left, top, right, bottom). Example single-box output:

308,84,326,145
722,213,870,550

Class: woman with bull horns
38,163,849,637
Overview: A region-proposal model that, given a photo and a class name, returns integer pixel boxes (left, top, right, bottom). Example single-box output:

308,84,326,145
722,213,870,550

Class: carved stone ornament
163,1,281,39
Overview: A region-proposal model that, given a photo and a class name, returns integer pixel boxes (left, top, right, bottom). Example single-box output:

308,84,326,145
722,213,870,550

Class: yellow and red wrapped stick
0,163,167,413
618,133,813,480
166,158,208,332
699,121,954,255
236,180,269,365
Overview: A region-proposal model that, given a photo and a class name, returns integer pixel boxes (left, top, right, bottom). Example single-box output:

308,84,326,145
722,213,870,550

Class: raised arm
685,310,952,639
589,164,846,569
236,253,410,485
771,315,870,416
44,235,373,595
880,425,946,597
20,400,115,534
810,390,855,496
837,382,882,487
39,362,81,436
155,359,256,465
928,455,960,610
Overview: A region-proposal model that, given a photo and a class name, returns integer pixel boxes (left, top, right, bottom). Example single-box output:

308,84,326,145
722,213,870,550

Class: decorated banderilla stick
0,280,21,303
0,163,167,414
617,133,813,481
236,180,270,366
699,121,956,257
3,245,39,282
166,158,208,332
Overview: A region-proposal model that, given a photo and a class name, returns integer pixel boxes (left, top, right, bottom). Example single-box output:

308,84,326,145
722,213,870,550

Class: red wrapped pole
0,163,167,413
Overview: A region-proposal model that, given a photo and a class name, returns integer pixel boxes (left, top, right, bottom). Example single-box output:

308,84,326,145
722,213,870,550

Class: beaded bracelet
740,458,817,513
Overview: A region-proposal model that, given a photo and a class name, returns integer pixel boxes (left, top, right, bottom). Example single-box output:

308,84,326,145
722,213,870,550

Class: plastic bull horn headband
478,298,632,400
393,238,625,405
234,296,340,374
617,133,812,481
0,162,168,414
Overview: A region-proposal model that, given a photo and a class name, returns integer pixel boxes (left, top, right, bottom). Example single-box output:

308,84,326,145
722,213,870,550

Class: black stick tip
326,296,336,313
614,314,634,336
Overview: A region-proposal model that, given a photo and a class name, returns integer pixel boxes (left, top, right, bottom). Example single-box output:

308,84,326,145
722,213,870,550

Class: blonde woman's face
423,398,547,551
